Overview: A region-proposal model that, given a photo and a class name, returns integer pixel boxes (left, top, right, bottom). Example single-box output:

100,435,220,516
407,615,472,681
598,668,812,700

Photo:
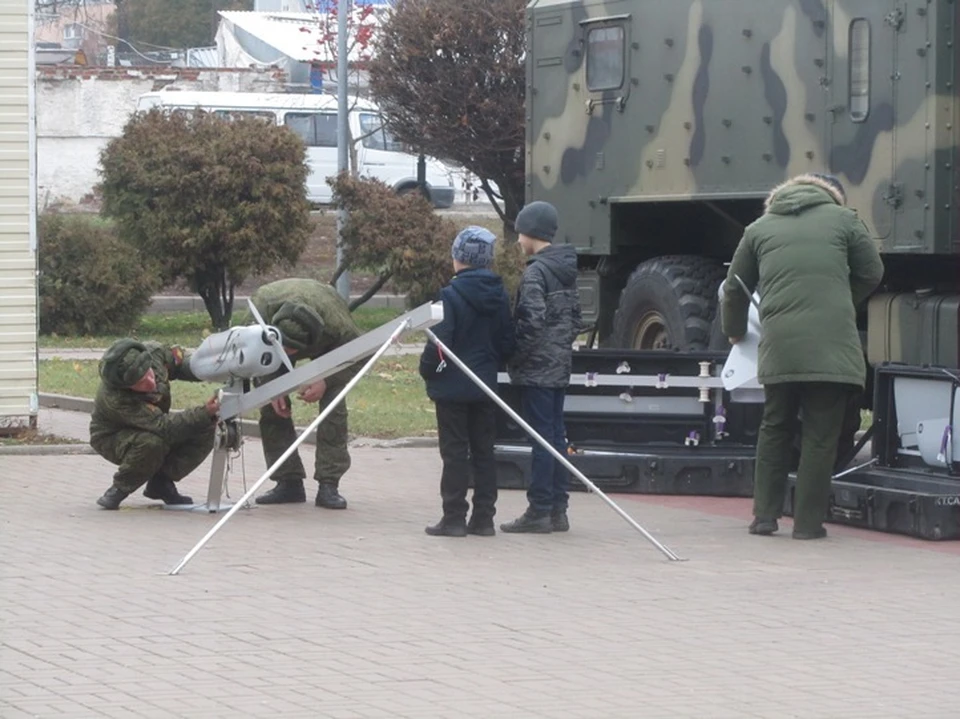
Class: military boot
143,476,193,505
256,478,306,505
748,517,779,535
500,508,552,534
793,526,827,540
315,482,347,509
425,517,467,537
97,486,130,510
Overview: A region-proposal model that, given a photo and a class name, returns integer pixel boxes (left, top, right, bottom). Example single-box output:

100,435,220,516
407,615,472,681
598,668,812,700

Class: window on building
849,19,870,122
586,25,625,91
284,112,338,147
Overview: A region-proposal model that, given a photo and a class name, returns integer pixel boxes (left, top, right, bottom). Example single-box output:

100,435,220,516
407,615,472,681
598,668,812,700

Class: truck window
284,112,338,147
849,19,870,122
586,25,625,91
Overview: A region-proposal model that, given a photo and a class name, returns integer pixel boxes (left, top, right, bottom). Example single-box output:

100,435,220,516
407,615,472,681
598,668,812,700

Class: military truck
525,0,957,362
492,0,959,540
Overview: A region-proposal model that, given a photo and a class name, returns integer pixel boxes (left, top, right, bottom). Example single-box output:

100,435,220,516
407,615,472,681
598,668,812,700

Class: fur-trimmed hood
764,173,846,215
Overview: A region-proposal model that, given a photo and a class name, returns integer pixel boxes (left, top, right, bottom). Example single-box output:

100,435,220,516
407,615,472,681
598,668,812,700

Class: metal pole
168,318,411,576
335,0,351,300
424,330,684,562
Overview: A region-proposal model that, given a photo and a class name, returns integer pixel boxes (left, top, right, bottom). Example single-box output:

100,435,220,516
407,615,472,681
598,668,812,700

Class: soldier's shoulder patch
170,346,184,366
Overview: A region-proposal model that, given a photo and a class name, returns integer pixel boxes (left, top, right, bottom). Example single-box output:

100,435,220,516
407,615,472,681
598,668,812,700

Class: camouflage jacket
89,342,212,446
245,279,363,389
507,244,583,388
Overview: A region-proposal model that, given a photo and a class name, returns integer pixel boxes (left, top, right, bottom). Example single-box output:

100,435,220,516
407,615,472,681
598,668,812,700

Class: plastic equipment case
783,364,960,540
491,349,764,497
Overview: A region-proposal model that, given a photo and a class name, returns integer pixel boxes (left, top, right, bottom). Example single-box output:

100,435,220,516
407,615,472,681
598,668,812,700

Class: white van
135,89,457,209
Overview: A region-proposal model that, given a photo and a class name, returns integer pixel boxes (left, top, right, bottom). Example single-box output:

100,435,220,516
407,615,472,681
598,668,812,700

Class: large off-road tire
610,255,728,350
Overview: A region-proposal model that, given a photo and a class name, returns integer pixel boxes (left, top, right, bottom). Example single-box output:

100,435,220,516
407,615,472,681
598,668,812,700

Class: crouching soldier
90,339,220,510
245,278,363,510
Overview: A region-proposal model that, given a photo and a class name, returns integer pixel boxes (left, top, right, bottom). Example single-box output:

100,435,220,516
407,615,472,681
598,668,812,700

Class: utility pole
334,0,351,301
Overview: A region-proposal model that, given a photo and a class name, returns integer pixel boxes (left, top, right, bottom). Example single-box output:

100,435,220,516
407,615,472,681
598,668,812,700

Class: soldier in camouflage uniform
245,279,363,509
90,339,220,510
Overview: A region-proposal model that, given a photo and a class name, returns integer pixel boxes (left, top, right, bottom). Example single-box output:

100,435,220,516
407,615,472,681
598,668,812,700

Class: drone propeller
248,298,295,373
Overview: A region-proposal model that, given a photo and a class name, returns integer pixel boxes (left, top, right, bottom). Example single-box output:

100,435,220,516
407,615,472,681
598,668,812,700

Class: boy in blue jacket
419,226,516,537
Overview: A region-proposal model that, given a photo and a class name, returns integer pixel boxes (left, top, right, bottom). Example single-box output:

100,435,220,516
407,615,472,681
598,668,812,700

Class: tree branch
348,271,392,311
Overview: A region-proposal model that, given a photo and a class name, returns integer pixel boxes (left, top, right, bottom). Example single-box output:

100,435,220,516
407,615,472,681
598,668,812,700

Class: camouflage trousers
258,384,351,487
91,427,215,493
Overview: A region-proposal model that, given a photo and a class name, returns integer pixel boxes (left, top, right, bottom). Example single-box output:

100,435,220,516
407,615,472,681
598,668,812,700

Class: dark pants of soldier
520,386,570,516
435,400,498,523
258,384,351,487
753,381,860,533
92,428,215,493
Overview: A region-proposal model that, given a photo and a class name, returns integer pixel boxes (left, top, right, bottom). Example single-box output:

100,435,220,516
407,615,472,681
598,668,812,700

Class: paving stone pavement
2,411,959,718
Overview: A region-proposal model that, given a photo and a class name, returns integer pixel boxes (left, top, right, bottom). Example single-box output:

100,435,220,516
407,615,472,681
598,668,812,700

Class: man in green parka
90,339,220,510
721,173,884,540
245,279,363,509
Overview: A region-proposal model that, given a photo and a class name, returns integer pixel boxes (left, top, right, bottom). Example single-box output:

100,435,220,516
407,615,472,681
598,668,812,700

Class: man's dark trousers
520,386,569,515
435,400,498,522
754,381,859,533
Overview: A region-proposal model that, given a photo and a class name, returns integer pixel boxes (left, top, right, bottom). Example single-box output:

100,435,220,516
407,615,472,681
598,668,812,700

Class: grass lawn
40,353,438,439
39,307,407,350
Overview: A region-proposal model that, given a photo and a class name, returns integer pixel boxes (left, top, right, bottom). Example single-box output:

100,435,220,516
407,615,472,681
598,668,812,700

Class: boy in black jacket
500,201,582,534
419,226,516,537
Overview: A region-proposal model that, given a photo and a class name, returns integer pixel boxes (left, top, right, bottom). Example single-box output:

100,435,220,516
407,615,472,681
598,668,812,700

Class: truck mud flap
492,444,755,497
782,468,960,541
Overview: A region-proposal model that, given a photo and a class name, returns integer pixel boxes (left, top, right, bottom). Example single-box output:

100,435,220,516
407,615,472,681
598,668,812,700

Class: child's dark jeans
519,386,570,515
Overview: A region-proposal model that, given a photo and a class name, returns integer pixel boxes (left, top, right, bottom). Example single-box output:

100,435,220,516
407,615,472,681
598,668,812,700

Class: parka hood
764,173,846,215
529,243,578,287
447,268,507,315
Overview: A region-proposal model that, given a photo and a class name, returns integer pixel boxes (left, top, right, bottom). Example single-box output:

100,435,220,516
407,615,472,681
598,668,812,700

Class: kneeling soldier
90,339,220,510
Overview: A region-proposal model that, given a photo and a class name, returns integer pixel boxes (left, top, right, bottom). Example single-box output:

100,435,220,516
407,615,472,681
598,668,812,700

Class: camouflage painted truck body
526,0,959,367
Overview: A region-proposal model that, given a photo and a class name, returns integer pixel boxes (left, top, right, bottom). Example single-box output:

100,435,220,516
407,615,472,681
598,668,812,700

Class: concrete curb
38,393,438,449
148,294,410,314
0,444,96,456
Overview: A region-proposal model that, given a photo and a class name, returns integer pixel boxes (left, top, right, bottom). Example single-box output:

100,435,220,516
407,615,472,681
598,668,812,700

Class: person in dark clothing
420,226,516,537
500,201,583,534
722,173,884,540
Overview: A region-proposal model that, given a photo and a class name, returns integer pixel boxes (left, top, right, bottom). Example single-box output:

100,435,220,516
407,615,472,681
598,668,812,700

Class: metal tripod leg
425,329,684,562
188,420,241,514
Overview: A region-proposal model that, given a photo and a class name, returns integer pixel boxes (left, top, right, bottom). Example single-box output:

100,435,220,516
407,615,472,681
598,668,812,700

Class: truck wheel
611,256,727,350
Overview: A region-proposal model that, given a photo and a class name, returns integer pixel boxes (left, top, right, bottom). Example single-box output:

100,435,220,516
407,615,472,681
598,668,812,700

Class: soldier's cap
100,338,153,389
272,302,324,352
515,200,558,243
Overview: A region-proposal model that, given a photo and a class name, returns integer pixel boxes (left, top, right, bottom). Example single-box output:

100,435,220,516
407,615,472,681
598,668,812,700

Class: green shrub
98,108,312,330
38,213,159,336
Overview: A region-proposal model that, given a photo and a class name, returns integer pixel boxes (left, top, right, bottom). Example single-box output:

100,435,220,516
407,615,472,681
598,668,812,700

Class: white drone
188,299,294,384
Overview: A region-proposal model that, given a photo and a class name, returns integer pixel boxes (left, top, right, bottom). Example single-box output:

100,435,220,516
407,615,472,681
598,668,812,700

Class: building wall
0,0,39,426
34,1,114,64
36,66,287,208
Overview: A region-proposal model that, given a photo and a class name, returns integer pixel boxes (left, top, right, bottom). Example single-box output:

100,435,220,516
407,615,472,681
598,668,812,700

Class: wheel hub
632,312,671,350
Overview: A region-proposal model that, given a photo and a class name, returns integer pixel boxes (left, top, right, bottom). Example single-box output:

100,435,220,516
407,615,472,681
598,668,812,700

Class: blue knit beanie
451,226,496,268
